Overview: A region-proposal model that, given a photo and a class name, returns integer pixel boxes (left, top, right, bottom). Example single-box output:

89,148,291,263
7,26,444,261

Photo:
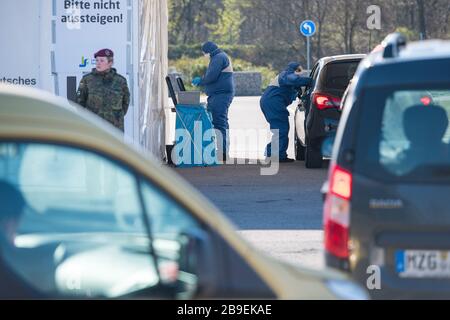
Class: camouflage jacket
76,68,130,131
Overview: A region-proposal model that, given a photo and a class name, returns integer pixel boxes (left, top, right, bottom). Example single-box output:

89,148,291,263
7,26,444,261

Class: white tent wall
139,0,169,160
0,0,168,161
0,0,43,89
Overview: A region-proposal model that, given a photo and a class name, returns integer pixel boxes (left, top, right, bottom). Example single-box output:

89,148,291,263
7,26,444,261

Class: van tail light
324,164,352,259
313,93,341,110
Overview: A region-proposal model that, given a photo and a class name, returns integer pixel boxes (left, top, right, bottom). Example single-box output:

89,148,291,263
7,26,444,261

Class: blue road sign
300,20,316,37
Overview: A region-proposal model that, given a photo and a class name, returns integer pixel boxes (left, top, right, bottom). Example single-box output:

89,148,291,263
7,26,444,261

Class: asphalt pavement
174,96,329,270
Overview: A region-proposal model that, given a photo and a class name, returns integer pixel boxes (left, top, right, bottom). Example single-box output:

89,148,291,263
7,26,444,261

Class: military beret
94,48,114,58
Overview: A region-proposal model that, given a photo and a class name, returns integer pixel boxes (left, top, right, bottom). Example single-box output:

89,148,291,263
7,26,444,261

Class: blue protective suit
260,62,312,159
199,41,235,157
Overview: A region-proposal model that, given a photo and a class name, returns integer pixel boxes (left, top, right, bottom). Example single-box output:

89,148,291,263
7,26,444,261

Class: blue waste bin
172,104,219,167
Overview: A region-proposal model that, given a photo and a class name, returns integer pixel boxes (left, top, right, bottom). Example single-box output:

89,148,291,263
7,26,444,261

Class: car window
354,88,450,181
0,143,143,234
319,60,360,93
0,142,201,299
140,180,201,236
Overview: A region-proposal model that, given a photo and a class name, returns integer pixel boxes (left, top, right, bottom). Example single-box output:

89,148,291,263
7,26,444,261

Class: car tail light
324,164,352,258
313,93,341,110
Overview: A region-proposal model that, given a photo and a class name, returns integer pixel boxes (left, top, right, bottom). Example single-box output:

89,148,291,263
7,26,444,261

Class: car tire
305,139,323,168
295,133,305,161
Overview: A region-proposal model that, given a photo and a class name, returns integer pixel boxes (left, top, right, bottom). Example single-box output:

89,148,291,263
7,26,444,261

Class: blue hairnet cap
202,41,219,54
287,62,301,71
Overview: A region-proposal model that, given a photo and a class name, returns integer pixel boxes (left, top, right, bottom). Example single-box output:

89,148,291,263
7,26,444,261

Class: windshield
355,87,450,182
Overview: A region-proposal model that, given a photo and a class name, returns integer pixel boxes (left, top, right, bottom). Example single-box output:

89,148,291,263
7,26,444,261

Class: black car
323,33,450,299
295,54,365,168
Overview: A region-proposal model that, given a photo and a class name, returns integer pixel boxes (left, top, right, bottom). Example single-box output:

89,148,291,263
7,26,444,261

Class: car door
296,63,320,145
0,141,276,299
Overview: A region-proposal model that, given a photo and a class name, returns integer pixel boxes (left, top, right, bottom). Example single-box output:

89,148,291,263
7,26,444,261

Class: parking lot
175,96,328,269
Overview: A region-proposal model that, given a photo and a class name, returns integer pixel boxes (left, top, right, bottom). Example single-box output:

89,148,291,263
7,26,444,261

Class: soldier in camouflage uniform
76,49,130,132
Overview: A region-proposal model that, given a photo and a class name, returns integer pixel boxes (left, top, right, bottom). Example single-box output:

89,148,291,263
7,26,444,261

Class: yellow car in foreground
0,84,367,299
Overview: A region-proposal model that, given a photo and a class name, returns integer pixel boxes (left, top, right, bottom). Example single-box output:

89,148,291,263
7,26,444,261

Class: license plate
396,250,450,278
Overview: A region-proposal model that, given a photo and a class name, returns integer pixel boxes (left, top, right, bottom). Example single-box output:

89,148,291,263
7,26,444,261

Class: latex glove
191,77,202,87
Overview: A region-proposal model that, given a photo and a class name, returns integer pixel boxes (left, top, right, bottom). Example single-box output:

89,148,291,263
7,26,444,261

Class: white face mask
203,52,210,59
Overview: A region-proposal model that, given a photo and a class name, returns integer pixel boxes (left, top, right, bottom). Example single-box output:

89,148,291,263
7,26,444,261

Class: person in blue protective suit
192,41,234,161
260,62,312,162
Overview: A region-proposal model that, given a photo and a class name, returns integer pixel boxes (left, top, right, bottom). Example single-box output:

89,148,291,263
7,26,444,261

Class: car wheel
305,139,323,168
295,133,305,161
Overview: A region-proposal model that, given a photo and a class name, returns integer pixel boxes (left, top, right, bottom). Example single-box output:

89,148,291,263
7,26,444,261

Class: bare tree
416,0,427,39
169,0,450,67
312,0,329,58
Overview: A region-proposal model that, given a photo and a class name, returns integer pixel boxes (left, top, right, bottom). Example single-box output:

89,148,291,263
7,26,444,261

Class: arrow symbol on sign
303,23,312,34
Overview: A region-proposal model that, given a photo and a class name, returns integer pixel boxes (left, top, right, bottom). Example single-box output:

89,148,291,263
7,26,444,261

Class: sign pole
307,36,310,71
